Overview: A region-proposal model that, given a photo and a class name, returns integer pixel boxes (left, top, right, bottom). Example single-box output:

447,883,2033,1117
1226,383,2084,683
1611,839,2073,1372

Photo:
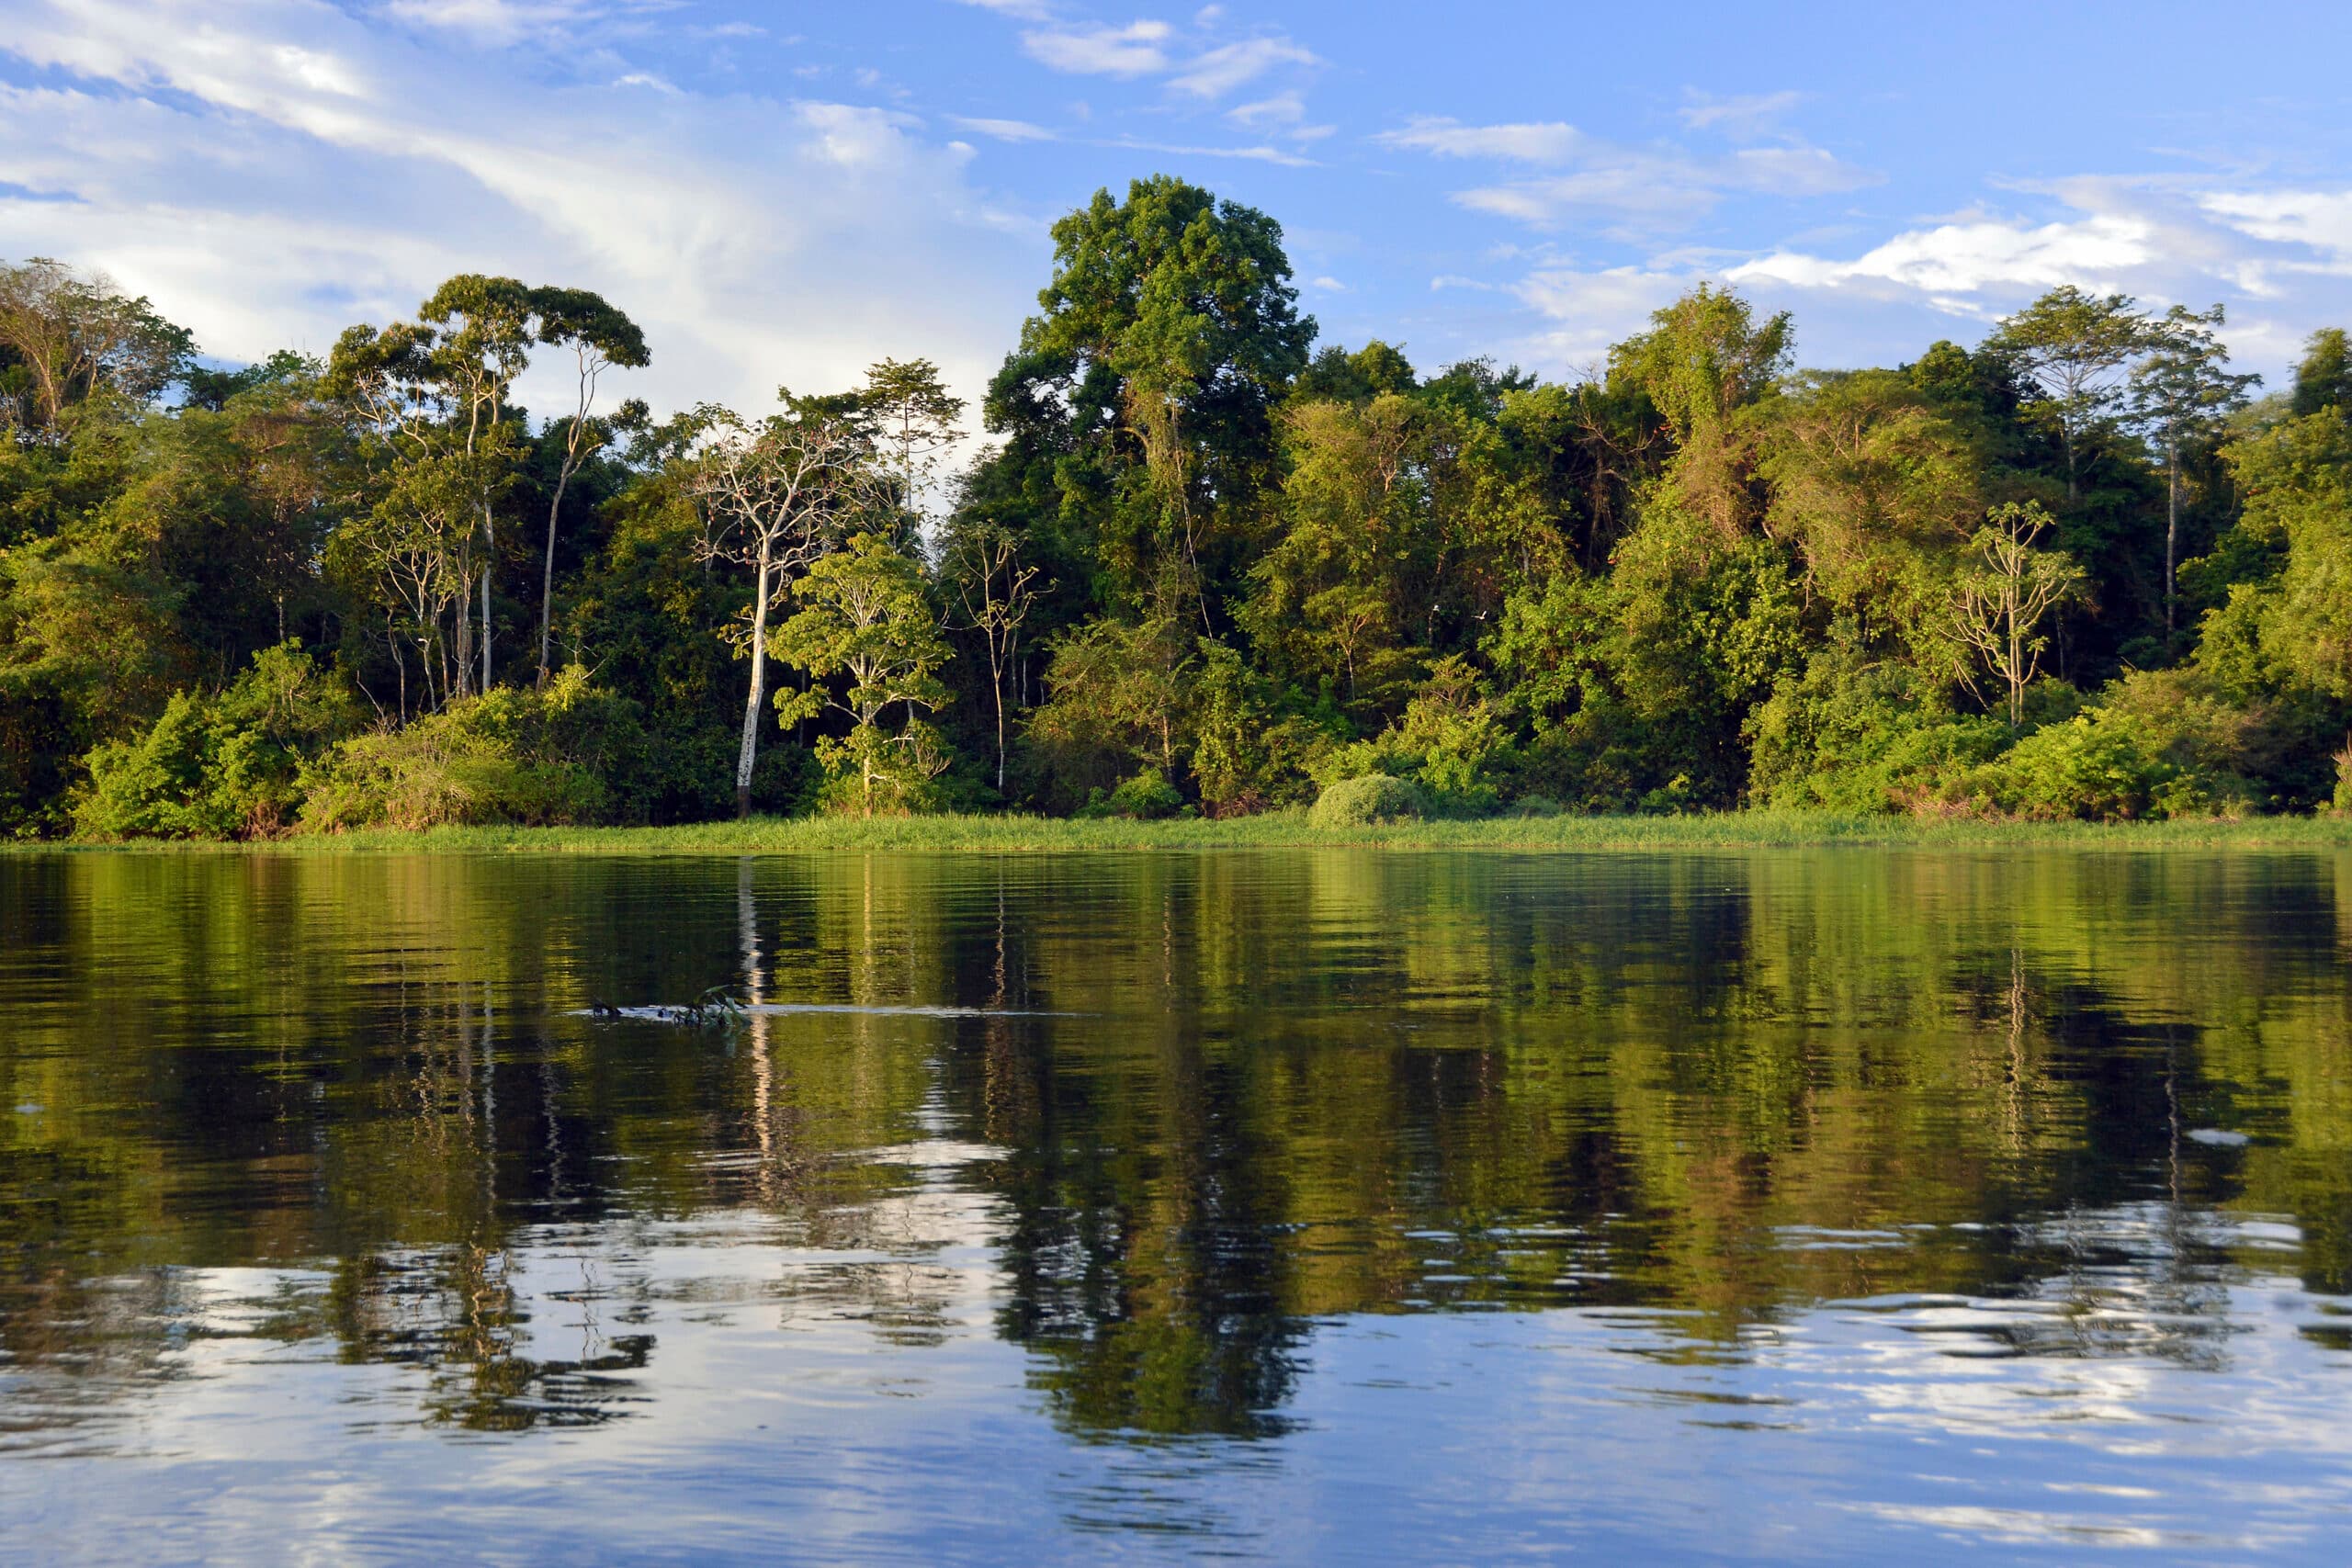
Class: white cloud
2201,190,2352,269
948,0,1056,18
1730,213,2155,298
1377,115,1876,231
1708,178,2352,375
1679,89,1802,136
1509,265,1694,370
1168,35,1316,98
1375,117,1587,164
0,0,1038,419
1227,90,1305,129
1021,20,1172,77
948,115,1057,143
1103,137,1317,168
381,0,663,48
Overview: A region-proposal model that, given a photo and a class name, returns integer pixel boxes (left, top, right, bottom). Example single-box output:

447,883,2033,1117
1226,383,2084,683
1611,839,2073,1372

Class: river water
3,848,2349,1562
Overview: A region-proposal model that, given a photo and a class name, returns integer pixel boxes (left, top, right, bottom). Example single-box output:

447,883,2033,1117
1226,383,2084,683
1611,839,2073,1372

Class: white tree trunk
735,537,773,819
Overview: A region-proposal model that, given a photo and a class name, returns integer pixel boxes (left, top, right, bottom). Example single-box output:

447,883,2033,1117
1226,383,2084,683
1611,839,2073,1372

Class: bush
1953,671,2265,821
1310,773,1429,827
1310,658,1510,816
74,643,360,840
1076,767,1187,819
299,666,649,831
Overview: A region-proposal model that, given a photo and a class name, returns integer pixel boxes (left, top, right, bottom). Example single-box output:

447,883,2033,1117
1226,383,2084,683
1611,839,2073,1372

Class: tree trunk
735,536,773,820
539,455,578,684
992,651,1007,794
481,509,495,693
2165,438,2179,644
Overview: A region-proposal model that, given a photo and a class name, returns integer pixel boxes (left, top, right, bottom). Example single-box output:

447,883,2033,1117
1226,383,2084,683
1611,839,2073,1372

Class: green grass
17,808,2352,856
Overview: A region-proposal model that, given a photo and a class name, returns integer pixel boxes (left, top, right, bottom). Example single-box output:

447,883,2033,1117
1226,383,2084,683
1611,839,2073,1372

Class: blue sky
5,0,2349,418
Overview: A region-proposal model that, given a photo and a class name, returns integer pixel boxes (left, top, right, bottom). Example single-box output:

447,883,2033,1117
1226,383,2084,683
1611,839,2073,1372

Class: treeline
6,175,2352,840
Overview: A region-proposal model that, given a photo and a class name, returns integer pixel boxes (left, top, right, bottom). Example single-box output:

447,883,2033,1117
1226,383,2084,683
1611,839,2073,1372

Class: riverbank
15,809,2352,854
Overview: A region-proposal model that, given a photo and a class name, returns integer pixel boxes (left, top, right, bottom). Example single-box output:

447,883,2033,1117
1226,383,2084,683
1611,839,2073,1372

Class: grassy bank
15,809,2352,856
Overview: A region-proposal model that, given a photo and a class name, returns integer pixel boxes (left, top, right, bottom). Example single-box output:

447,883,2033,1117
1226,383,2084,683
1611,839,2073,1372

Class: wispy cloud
1376,114,1876,233
1375,117,1585,164
1169,36,1316,98
381,0,669,47
949,114,1057,143
0,0,1036,415
1678,89,1802,136
1104,136,1317,168
1021,20,1171,77
947,0,1056,19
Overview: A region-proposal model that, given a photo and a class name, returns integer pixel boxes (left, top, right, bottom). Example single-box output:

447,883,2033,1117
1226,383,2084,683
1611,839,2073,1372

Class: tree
771,532,955,816
1238,391,1428,716
414,276,541,694
861,358,964,545
1949,502,2086,726
985,176,1313,621
2290,328,2352,422
945,522,1042,794
686,398,879,818
325,315,508,706
1609,284,1792,542
0,257,194,434
2126,305,2258,641
527,289,648,683
1983,286,2149,502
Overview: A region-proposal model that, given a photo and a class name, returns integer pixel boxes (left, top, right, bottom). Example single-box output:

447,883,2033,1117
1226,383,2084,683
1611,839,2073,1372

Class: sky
4,0,2350,421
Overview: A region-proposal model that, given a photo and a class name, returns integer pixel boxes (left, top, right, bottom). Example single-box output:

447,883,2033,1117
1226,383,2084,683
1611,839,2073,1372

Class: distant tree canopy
8,173,2352,839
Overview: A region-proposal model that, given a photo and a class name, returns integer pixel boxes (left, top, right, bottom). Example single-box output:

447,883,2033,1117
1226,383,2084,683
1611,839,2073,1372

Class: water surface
3,848,2349,1562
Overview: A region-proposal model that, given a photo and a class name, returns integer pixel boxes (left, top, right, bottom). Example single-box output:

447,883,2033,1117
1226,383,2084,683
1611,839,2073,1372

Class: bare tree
687,400,880,818
947,523,1042,794
1949,502,2086,727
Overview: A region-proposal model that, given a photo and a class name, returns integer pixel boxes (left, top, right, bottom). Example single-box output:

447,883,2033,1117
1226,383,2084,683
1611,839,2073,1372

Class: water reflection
3,848,2351,1559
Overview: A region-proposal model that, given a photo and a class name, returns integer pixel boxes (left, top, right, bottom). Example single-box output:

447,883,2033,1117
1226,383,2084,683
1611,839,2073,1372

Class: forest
6,173,2352,840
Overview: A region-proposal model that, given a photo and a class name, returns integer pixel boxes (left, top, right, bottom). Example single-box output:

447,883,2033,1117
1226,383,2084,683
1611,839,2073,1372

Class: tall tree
1609,284,1792,541
686,398,878,818
945,522,1042,794
861,358,964,546
2290,328,2352,422
0,257,193,435
772,532,956,817
2126,304,2258,642
526,289,648,682
985,176,1313,623
415,276,540,694
1983,286,2149,502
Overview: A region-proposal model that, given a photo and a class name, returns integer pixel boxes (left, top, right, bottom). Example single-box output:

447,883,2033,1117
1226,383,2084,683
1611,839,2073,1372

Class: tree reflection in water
0,847,2347,1446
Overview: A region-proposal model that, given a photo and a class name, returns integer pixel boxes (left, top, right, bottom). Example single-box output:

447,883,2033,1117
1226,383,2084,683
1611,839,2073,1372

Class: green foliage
1309,772,1430,828
1315,659,1510,815
1078,767,1188,820
1745,646,2007,813
2291,328,2351,422
74,643,360,840
771,533,956,817
299,666,649,831
6,216,2352,839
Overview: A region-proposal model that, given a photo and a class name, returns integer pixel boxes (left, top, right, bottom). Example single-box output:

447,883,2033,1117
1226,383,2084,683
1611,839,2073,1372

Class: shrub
1309,658,1510,816
1076,767,1187,819
299,666,648,831
74,643,360,840
1310,773,1429,827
